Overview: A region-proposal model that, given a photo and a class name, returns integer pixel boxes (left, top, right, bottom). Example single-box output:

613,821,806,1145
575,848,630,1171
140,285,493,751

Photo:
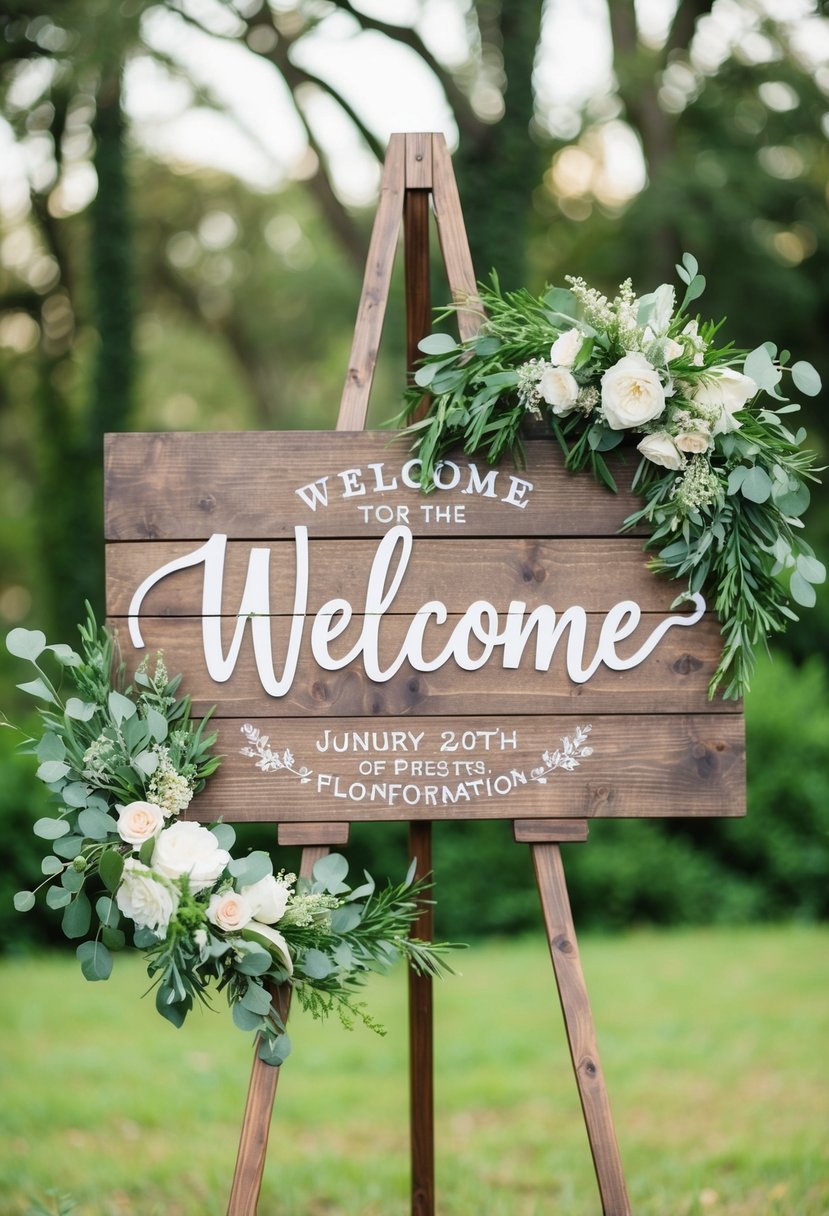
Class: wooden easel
226,132,630,1216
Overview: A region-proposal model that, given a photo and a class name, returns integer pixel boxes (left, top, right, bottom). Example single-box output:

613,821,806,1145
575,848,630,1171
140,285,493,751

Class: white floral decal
240,723,313,783
530,725,594,784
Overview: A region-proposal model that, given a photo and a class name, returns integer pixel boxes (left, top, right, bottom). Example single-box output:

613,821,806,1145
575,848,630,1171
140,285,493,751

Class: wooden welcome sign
105,432,744,825
104,135,745,1216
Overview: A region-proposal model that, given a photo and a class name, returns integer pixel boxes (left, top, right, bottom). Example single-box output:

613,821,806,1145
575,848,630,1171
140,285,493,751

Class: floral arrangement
402,255,824,699
7,612,457,1066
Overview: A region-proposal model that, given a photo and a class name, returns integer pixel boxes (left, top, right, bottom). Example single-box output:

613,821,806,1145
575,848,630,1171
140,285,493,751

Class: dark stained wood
227,842,330,1216
185,713,746,823
430,133,482,342
114,612,736,718
277,822,349,846
103,433,649,541
106,537,686,617
337,134,406,431
514,820,589,843
408,820,434,1216
532,842,631,1215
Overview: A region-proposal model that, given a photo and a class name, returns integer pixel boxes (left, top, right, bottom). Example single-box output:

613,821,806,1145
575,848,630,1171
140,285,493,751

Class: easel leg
226,842,332,1216
408,820,435,1216
531,841,631,1216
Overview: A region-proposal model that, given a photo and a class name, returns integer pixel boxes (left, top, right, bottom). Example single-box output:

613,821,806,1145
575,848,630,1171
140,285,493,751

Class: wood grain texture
430,133,481,341
276,822,349,846
103,433,648,540
408,820,434,1216
185,714,745,822
114,612,735,717
226,843,329,1216
533,842,631,1214
106,537,684,617
514,820,589,843
337,135,406,431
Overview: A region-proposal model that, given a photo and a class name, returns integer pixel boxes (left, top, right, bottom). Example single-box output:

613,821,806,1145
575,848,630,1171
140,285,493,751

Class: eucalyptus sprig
400,258,824,699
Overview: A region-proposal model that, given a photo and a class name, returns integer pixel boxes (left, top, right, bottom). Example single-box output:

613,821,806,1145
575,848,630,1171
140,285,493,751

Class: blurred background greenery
1,0,827,948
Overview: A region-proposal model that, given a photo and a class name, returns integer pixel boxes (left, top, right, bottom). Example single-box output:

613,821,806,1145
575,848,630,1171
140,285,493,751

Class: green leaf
740,466,773,504
99,849,125,893
36,732,66,763
76,940,113,982
108,690,136,725
240,981,273,1016
258,1033,291,1067
133,927,159,948
17,678,57,705
473,336,501,357
146,706,168,743
228,851,272,887
34,817,71,840
232,1001,264,1032
312,853,350,894
102,926,126,950
236,947,273,977
65,698,96,721
46,886,72,909
300,948,335,979
41,855,63,876
62,782,90,809
791,361,821,396
77,807,116,841
48,644,82,667
210,823,236,851
62,891,91,939
329,905,361,934
796,554,826,585
744,346,782,395
155,986,187,1027
417,332,457,355
543,286,578,318
13,891,35,912
414,362,437,388
6,628,47,660
96,896,120,928
774,482,810,517
61,867,84,893
36,760,70,783
790,571,816,608
53,834,85,860
132,749,158,778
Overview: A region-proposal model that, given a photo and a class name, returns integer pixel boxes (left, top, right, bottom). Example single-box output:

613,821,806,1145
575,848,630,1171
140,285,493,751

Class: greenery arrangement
402,255,824,700
6,613,457,1067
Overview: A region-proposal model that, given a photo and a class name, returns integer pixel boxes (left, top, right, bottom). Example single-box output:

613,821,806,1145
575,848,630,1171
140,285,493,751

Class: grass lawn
1,924,826,1215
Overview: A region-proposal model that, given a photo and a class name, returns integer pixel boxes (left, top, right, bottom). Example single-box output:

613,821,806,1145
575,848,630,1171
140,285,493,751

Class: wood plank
337,135,406,431
430,133,482,342
276,822,349,846
532,843,631,1214
183,714,746,822
408,819,434,1216
114,612,735,717
106,537,683,618
514,820,589,843
103,434,648,541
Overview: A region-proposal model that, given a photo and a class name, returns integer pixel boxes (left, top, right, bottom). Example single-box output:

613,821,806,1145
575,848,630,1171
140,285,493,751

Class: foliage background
1,0,827,947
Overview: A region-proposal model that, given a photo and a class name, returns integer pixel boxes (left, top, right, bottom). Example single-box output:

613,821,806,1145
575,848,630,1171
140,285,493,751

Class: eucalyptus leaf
543,286,578,317
258,1033,291,1066
132,749,159,778
17,678,57,705
329,905,361,934
78,807,117,841
99,848,125,893
790,571,816,608
61,867,85,892
62,891,91,939
210,823,236,850
236,947,272,977
796,554,826,585
300,948,335,980
41,855,64,876
34,817,70,840
228,851,272,887
774,482,810,517
36,732,65,763
96,896,120,928
744,346,782,394
146,706,168,743
53,834,85,860
102,926,126,950
232,1001,264,1032
791,360,821,396
240,981,273,1016
312,852,350,894
13,891,35,912
62,782,90,809
65,697,96,721
76,940,113,982
6,628,47,660
108,690,136,725
46,886,72,909
36,760,70,784
156,987,187,1027
48,644,82,667
740,466,773,504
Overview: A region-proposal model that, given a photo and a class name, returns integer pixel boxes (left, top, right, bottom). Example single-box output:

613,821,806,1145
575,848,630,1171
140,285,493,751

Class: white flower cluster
147,744,194,815
519,276,759,498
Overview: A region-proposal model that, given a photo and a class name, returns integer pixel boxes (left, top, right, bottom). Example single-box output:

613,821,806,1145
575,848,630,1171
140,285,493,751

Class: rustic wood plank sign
104,134,746,1216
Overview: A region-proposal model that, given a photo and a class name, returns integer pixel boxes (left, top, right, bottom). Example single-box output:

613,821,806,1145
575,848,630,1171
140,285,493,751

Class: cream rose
601,353,666,429
675,430,711,454
241,875,291,924
538,366,579,415
637,431,683,470
116,859,179,934
549,327,583,367
693,368,757,435
244,922,294,975
207,890,254,933
117,800,165,848
152,821,230,893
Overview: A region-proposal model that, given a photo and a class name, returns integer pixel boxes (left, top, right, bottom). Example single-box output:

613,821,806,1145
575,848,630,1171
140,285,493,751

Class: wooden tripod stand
226,131,631,1216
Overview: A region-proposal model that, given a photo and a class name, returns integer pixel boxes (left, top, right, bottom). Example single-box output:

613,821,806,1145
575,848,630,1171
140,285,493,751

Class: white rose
152,821,230,893
241,875,291,924
116,859,179,935
637,431,684,470
117,800,165,848
244,921,294,976
207,890,254,933
538,365,579,415
675,430,711,454
549,327,583,367
601,353,666,429
693,368,757,435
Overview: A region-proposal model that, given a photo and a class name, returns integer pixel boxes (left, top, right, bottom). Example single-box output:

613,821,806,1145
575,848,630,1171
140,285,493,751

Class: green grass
1,926,827,1215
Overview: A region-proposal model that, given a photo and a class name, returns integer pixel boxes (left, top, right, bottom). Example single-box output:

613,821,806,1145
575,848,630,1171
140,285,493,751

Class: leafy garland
400,255,824,700
6,613,458,1067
